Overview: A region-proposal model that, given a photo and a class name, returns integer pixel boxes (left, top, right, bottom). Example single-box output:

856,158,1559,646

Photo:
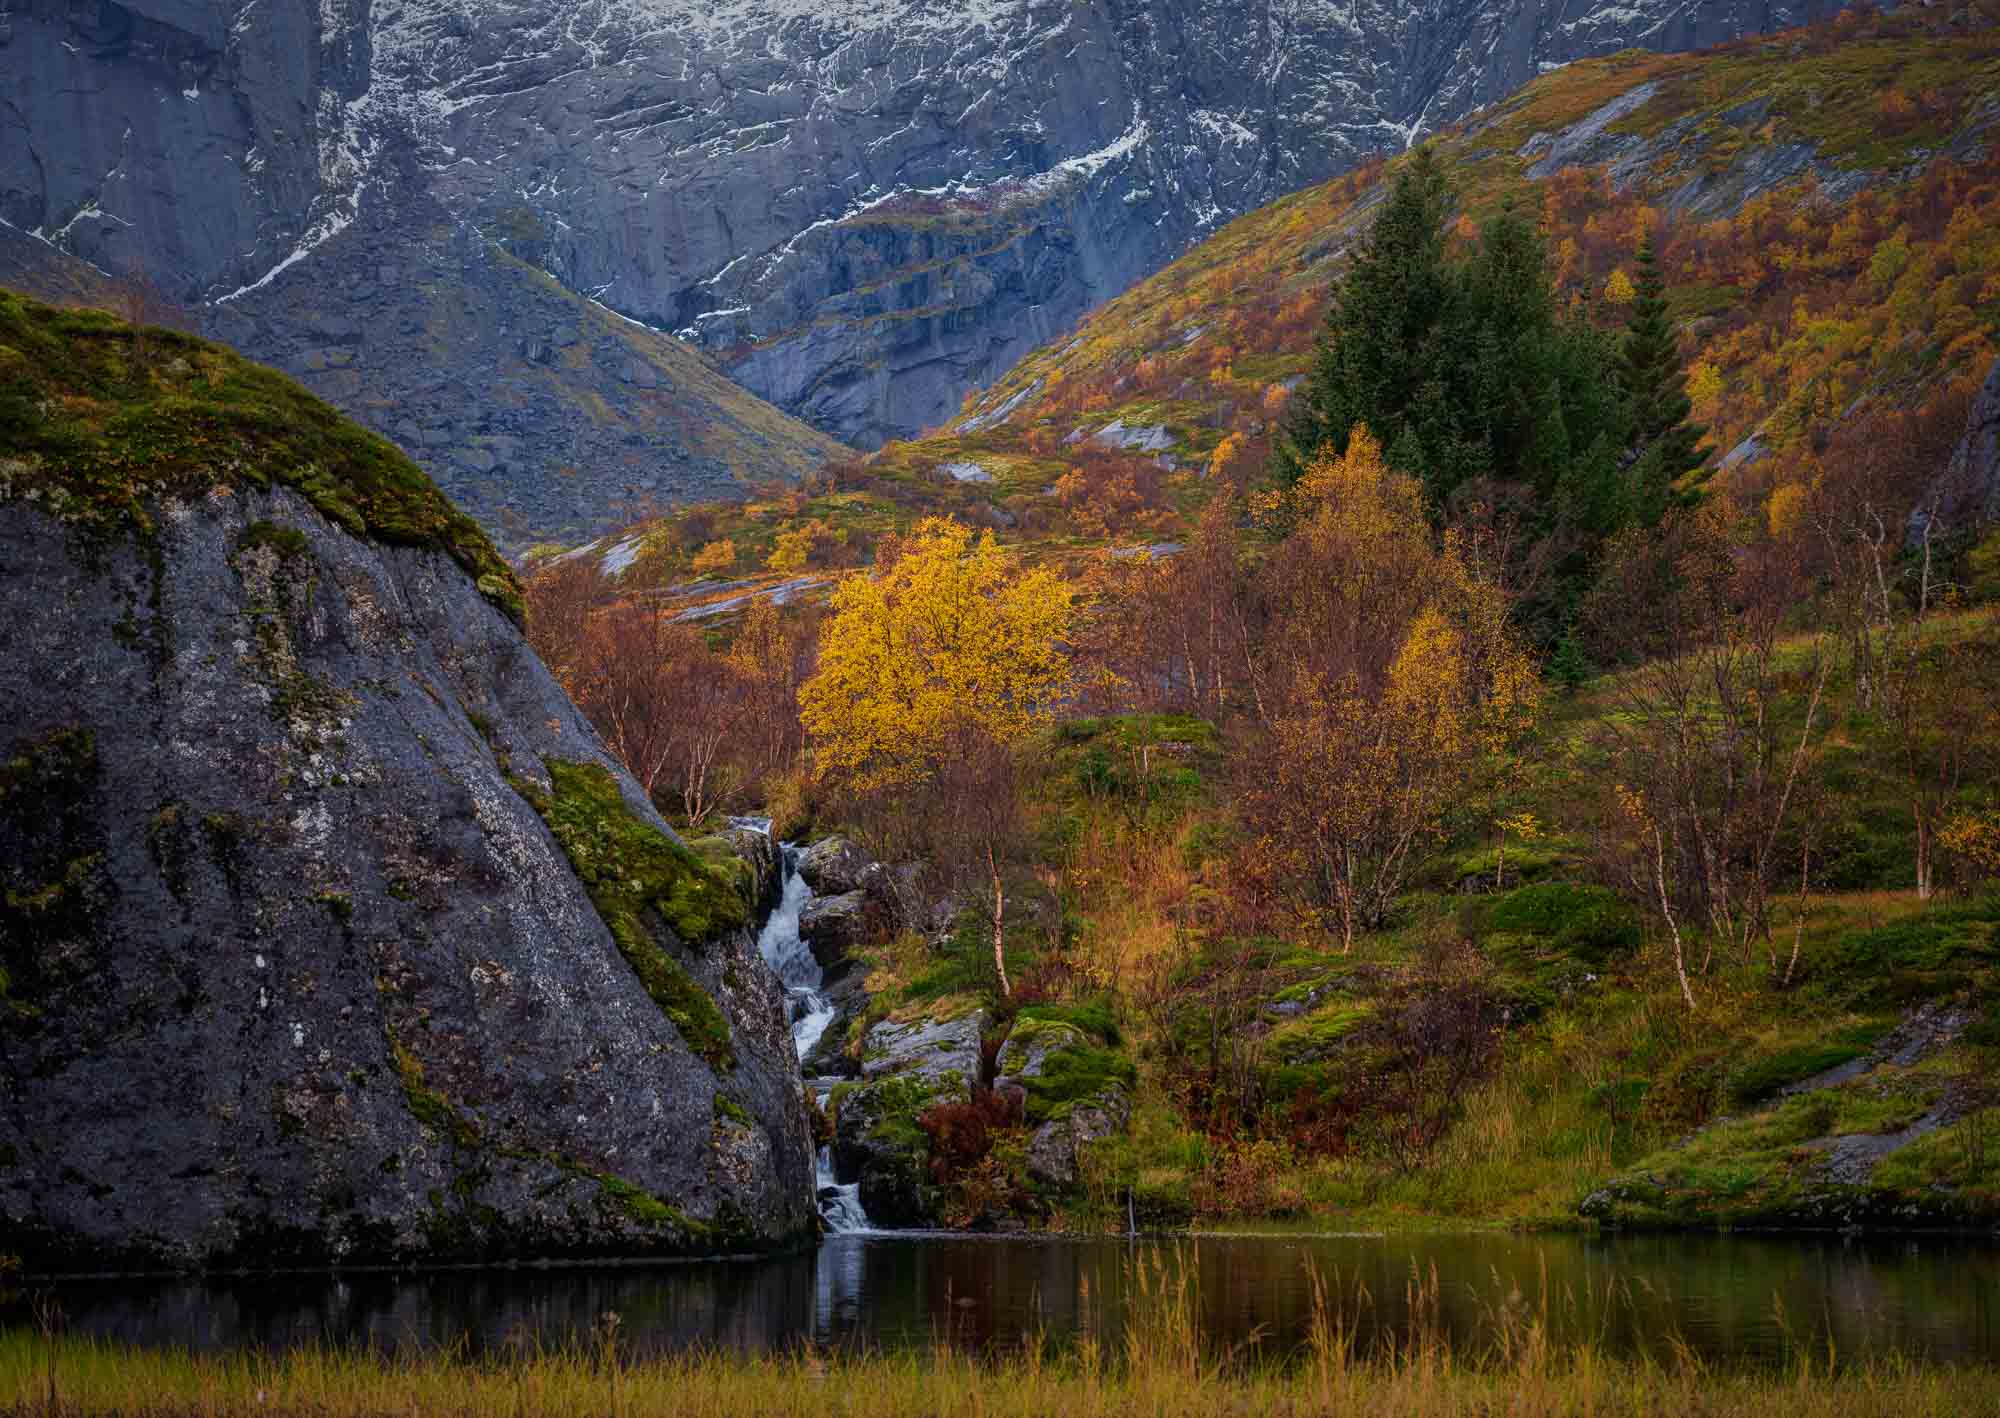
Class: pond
22,1230,2000,1368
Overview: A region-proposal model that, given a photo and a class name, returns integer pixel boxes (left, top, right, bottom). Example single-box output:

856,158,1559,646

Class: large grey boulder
799,890,879,980
1027,1093,1133,1190
0,318,816,1270
798,837,875,899
994,1017,1134,1188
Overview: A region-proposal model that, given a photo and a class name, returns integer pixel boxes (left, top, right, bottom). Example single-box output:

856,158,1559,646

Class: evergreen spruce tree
1620,236,1712,522
1279,145,1455,484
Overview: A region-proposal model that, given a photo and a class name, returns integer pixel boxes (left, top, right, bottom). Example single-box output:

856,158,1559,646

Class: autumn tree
547,601,745,825
800,518,1076,994
728,597,818,795
1241,431,1540,952
1592,537,1833,1002
1089,494,1258,719
691,539,737,576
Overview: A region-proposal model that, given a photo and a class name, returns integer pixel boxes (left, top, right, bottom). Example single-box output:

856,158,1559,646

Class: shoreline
14,1217,2000,1283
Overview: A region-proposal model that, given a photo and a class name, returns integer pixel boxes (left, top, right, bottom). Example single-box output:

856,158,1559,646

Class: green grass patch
1726,1023,1889,1104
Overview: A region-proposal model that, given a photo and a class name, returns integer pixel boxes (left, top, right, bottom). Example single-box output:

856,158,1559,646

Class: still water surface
28,1231,2000,1367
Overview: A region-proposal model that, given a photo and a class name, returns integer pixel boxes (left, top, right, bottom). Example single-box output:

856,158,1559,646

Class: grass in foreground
8,1260,2000,1418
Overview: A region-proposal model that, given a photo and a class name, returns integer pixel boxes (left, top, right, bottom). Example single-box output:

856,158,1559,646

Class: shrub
919,1088,1023,1183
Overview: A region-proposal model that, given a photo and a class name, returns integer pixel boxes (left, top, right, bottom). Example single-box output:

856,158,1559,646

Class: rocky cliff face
0,293,816,1270
1,0,1850,520
1916,355,2000,544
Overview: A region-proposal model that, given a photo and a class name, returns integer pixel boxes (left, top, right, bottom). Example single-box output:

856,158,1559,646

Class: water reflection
19,1232,2000,1367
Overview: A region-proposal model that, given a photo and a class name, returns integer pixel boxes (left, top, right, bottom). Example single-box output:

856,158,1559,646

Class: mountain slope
1,0,1853,529
0,292,816,1269
540,13,2000,600
941,12,2000,492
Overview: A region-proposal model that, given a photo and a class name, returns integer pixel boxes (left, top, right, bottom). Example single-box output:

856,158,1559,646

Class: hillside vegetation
521,9,2000,1237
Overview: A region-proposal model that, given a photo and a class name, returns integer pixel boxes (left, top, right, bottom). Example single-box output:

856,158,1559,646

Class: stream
747,833,871,1236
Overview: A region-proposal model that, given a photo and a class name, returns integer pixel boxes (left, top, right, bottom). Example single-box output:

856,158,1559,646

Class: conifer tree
1279,145,1455,484
1620,236,1712,523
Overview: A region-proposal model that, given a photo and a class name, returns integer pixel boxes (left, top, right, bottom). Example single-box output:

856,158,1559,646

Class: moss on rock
0,290,522,626
513,757,743,1070
390,1038,483,1150
0,727,104,1016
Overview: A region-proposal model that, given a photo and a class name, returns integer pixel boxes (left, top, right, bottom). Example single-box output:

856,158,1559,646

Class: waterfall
748,830,873,1236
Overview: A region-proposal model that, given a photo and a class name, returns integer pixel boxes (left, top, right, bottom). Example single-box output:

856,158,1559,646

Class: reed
5,1251,1997,1418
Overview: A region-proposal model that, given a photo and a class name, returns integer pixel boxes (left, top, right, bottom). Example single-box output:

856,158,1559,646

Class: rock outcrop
1,0,1854,524
0,294,816,1271
995,1018,1135,1188
829,1008,989,1226
1913,355,2000,546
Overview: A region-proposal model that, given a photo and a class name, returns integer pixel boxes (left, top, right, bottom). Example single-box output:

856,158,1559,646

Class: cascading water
746,828,873,1235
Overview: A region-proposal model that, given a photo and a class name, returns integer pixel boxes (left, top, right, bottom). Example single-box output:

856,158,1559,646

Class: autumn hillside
537,6,2000,607
515,8,2000,1238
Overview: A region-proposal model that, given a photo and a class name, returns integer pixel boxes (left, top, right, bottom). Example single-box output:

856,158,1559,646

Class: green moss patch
592,1174,706,1237
1019,1044,1136,1126
0,727,104,1013
0,289,521,625
1015,999,1121,1046
513,758,741,1070
390,1039,482,1150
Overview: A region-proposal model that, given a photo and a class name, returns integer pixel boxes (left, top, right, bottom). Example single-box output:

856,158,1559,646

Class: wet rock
798,836,875,898
830,1072,954,1228
723,823,784,924
800,889,880,979
863,1009,989,1085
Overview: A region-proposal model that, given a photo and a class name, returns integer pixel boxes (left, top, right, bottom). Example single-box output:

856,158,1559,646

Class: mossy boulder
0,303,814,1271
830,1070,961,1227
994,1016,1137,1188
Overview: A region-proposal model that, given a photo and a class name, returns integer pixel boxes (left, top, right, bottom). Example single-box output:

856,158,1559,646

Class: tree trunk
988,841,1011,997
1653,824,1697,1011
